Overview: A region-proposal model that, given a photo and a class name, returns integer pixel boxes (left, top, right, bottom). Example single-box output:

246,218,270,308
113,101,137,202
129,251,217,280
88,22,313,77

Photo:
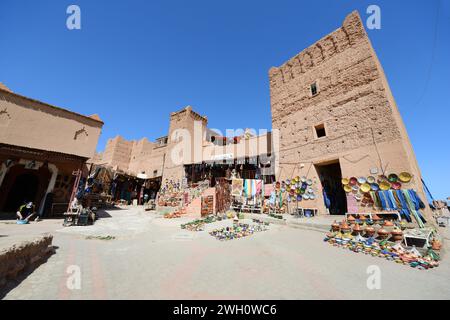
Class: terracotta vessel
331,221,340,232
390,228,403,242
372,214,381,223
352,224,362,235
365,226,375,237
431,239,442,251
340,221,351,233
383,220,394,227
377,228,389,239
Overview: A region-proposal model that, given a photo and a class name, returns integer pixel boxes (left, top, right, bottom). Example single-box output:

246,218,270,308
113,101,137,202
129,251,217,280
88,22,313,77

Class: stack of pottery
364,225,376,237
331,221,340,232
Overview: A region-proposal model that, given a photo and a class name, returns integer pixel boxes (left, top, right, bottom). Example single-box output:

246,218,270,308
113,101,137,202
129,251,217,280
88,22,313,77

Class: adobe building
93,106,275,190
0,83,103,216
269,11,429,217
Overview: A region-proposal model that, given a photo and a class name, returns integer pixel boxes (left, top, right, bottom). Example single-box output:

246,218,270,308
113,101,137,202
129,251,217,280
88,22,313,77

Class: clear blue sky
0,0,449,199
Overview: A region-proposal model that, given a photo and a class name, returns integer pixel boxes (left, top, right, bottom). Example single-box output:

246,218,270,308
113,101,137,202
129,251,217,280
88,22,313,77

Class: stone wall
0,234,54,289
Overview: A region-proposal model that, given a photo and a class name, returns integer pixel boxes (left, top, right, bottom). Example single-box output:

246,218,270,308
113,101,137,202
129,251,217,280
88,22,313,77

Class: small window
153,170,158,177
311,82,318,96
315,124,326,138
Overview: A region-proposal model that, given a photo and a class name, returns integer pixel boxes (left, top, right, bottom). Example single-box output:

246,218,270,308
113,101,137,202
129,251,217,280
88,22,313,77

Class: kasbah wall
270,11,429,217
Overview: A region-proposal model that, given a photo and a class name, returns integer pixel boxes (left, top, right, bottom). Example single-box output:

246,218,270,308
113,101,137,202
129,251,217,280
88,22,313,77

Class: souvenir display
324,222,440,270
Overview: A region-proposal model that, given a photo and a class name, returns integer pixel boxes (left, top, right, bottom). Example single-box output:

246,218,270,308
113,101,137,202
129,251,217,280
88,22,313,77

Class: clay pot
390,228,403,242
384,220,394,227
340,221,351,233
431,239,442,251
347,215,356,225
359,215,367,222
352,224,362,235
331,221,340,232
372,214,381,223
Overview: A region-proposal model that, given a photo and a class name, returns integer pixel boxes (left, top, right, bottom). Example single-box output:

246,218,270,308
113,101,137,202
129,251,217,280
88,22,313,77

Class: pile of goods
164,208,186,219
341,172,427,227
181,215,225,231
324,218,441,270
270,176,317,204
209,222,269,241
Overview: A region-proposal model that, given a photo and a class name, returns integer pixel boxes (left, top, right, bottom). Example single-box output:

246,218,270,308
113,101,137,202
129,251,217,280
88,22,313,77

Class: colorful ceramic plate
367,176,376,184
379,181,391,191
342,178,349,185
360,183,371,193
344,185,352,193
388,174,399,183
399,172,412,183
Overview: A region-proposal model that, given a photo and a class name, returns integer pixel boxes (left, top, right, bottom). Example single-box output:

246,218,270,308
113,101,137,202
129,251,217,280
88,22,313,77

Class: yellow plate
379,181,391,191
344,185,352,193
399,172,412,183
342,178,349,185
360,183,371,193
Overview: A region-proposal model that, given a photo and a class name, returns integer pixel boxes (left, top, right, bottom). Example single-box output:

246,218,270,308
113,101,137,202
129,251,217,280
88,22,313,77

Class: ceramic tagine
377,228,390,240
331,221,340,232
364,225,375,237
390,227,403,242
431,238,442,251
352,223,362,236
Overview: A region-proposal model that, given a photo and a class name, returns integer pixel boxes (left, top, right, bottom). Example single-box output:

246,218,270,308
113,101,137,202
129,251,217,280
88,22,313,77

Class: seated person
17,202,37,222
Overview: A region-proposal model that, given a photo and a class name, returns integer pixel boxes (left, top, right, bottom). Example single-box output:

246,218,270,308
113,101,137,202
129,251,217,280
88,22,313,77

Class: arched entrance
4,173,39,212
0,164,51,214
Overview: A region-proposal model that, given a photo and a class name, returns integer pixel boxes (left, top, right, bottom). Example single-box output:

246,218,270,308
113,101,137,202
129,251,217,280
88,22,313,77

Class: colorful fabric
231,179,243,197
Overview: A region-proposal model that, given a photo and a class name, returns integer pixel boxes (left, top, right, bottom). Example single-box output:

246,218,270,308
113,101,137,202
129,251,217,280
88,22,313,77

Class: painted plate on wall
367,176,376,184
342,178,349,185
344,185,352,193
399,172,412,183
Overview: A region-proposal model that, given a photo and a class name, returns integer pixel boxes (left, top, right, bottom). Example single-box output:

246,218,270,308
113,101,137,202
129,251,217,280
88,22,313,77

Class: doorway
315,160,347,215
4,173,39,212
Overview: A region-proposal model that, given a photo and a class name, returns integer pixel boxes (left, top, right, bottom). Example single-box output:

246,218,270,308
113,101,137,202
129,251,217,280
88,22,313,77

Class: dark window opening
315,124,326,138
311,82,318,96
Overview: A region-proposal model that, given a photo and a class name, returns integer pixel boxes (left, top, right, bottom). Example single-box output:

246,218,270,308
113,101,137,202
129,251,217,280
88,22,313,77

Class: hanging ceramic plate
295,176,300,182
301,182,307,190
357,177,367,185
379,181,391,191
309,194,316,200
306,179,313,186
388,174,398,183
370,183,380,191
302,194,310,200
354,193,363,201
344,185,352,193
301,176,307,183
342,178,349,185
399,172,412,183
360,183,371,193
285,179,291,185
289,189,295,196
307,188,314,194
367,176,376,184
300,189,305,195
378,175,388,183
351,185,359,193
349,177,358,186
296,195,302,201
